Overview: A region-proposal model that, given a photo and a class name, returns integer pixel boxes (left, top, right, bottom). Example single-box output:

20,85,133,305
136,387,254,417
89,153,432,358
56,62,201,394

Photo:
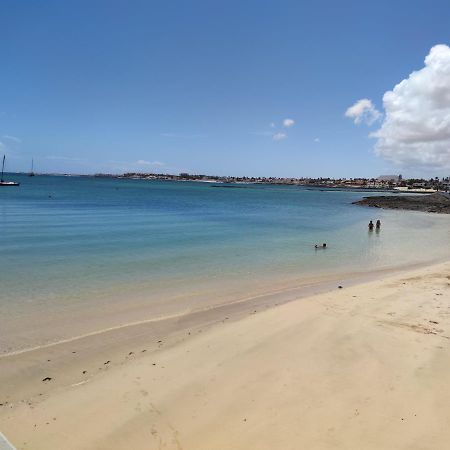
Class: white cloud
137,160,165,166
283,118,295,128
2,135,21,143
273,132,287,141
371,44,450,169
314,137,320,142
106,159,172,173
345,99,382,125
254,118,294,141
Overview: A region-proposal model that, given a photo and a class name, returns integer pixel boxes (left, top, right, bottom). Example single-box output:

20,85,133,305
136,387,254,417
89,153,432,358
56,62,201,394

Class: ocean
1,174,449,352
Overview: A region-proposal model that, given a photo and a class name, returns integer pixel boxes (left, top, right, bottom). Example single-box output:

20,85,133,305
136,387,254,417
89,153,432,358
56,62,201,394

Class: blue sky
1,0,450,177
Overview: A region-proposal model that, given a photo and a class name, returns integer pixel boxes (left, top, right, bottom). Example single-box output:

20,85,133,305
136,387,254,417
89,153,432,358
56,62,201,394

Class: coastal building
377,174,401,183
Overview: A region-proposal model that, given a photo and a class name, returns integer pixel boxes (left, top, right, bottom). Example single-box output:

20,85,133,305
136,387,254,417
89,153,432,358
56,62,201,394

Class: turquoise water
1,175,450,350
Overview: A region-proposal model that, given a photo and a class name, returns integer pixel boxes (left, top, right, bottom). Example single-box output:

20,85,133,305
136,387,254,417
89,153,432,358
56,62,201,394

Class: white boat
0,155,20,186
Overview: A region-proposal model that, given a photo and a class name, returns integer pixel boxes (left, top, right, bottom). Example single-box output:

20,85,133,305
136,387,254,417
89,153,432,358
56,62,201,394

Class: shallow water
1,175,449,350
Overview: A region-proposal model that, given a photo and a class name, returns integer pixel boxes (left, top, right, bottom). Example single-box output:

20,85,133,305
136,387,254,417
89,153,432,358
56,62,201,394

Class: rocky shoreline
353,192,450,213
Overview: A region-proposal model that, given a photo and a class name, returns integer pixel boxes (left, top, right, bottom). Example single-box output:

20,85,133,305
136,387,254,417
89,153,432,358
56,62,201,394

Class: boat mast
1,155,4,182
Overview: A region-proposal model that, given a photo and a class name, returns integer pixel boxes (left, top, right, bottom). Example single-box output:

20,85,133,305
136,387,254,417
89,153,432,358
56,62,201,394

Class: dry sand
1,262,450,449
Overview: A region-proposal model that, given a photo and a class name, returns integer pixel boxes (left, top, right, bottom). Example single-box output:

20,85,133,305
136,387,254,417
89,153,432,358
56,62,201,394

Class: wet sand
1,262,450,449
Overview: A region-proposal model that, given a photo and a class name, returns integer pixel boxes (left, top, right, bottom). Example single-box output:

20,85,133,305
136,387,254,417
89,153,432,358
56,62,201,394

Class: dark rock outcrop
353,192,450,214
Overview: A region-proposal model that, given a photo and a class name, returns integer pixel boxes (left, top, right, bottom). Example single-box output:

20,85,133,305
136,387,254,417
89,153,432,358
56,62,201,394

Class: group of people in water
315,220,381,249
368,219,381,231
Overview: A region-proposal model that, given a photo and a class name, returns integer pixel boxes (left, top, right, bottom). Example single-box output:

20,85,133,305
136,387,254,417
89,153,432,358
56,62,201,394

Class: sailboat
29,158,35,177
0,155,20,186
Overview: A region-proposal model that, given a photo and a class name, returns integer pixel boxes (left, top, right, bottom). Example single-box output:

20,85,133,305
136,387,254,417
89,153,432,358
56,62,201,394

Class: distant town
93,172,450,192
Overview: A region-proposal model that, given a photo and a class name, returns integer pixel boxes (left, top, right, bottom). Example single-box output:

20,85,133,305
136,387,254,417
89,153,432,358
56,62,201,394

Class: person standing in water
376,219,381,229
368,220,374,231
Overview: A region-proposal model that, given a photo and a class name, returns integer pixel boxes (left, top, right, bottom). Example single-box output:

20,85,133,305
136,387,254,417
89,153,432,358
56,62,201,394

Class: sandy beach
1,261,450,449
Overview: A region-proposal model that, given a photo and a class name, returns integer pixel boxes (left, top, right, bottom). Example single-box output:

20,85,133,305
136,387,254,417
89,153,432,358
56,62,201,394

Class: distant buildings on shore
92,172,450,192
377,174,402,183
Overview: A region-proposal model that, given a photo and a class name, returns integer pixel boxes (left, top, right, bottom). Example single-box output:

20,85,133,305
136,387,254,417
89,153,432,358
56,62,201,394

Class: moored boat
28,158,35,177
0,155,20,186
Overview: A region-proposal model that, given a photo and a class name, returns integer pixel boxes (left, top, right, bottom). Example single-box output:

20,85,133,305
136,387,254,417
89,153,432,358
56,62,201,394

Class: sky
1,0,450,178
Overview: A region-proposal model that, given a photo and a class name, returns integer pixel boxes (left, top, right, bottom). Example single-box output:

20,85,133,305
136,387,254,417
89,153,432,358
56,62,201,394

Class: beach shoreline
2,258,450,449
3,251,448,357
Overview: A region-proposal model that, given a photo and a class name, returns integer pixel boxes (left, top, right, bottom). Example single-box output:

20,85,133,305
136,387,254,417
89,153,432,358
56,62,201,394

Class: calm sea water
1,174,450,350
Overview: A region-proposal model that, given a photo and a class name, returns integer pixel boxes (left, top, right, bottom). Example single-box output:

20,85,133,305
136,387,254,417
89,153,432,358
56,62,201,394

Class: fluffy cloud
345,99,382,125
254,118,294,141
272,132,287,141
283,118,295,128
372,44,450,169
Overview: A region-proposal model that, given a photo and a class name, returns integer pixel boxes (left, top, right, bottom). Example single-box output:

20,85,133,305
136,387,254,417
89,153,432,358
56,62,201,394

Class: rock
353,192,450,214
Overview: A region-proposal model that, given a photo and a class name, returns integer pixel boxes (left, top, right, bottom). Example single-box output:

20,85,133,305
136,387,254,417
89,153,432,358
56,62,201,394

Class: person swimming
368,220,374,230
315,243,327,249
